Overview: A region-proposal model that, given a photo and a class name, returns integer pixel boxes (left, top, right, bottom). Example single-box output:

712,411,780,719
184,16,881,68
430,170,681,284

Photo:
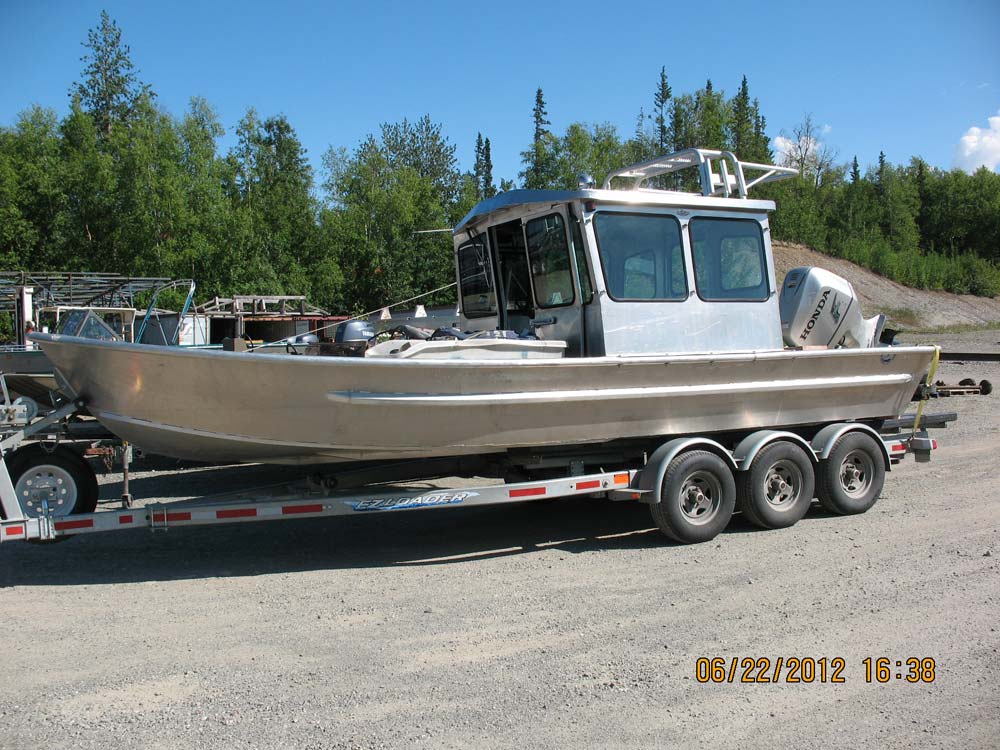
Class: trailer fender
732,430,817,471
811,423,891,470
638,437,737,504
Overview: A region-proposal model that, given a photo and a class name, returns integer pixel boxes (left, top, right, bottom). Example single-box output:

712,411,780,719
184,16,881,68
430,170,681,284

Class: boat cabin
452,149,797,356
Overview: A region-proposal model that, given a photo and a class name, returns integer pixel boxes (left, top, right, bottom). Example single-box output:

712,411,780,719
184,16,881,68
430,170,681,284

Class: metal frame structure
194,296,330,318
191,295,342,341
0,466,636,542
601,148,799,197
1,272,174,346
0,272,173,310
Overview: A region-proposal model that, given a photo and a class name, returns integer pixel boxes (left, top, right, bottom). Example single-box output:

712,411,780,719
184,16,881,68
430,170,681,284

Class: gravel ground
1,351,998,749
899,327,1000,352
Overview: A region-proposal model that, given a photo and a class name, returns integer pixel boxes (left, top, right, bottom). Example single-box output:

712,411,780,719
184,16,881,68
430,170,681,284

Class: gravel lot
1,348,998,749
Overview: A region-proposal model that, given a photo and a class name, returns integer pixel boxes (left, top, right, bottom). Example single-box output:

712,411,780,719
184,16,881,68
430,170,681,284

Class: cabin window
525,213,575,308
457,235,497,318
491,219,533,317
569,217,593,304
592,212,687,301
690,218,768,302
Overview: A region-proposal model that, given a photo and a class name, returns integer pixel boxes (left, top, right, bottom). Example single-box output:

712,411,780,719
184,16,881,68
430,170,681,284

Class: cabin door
488,219,534,334
520,206,586,357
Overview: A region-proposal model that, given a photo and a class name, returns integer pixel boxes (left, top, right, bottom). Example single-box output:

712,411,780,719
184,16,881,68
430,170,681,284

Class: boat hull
34,334,935,464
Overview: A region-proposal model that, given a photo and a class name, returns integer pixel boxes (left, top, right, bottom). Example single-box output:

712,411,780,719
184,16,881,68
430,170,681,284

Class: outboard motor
779,267,885,349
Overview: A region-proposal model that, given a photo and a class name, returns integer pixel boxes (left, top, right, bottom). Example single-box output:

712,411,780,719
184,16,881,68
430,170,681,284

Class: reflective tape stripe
509,487,546,498
614,473,630,485
282,504,323,515
216,508,257,519
54,518,94,531
3,526,24,537
576,480,601,490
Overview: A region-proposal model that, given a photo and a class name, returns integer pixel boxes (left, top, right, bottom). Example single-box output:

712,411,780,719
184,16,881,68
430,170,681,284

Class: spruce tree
520,88,558,189
532,87,550,142
695,79,726,151
473,132,485,199
482,137,495,197
72,11,149,136
653,67,672,153
730,75,753,158
750,99,771,162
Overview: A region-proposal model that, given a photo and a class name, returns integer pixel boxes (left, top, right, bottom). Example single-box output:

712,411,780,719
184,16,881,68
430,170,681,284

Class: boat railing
135,279,197,346
602,148,798,198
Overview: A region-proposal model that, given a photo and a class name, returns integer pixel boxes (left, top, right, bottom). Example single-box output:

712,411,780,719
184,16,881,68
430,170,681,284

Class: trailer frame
0,397,944,544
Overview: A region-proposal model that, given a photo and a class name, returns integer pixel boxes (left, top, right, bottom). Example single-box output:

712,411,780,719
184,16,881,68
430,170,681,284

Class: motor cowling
779,267,884,349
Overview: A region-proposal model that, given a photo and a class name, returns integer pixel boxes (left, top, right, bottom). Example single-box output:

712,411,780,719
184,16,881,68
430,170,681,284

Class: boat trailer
0,385,951,545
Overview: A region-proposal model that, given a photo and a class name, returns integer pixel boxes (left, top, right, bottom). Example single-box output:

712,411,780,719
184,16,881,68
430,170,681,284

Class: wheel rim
14,463,79,518
763,459,803,509
839,450,874,498
679,471,722,525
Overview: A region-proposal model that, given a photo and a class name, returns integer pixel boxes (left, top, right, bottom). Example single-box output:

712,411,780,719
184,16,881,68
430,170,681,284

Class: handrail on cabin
602,148,798,198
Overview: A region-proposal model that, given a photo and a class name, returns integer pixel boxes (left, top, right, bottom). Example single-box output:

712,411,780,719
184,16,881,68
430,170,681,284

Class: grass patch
871,306,922,328
904,320,1000,334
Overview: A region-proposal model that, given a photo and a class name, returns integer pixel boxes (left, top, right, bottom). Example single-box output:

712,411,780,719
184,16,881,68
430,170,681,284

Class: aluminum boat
33,149,936,467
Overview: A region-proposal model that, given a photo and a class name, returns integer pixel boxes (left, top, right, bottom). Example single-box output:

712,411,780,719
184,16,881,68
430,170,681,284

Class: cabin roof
454,149,795,238
453,187,776,237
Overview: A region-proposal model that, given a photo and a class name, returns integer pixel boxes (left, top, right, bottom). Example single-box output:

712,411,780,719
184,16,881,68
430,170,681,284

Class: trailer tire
816,432,885,515
5,445,98,518
737,441,815,529
650,450,735,544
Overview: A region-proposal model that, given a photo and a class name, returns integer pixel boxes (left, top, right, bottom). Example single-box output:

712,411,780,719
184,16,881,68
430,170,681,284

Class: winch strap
912,345,940,436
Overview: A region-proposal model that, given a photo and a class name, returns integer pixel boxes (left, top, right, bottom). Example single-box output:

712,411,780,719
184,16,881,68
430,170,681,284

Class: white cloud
772,133,823,168
820,123,832,135
771,135,796,163
954,111,1000,173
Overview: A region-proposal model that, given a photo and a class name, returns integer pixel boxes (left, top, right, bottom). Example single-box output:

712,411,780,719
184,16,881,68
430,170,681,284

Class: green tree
554,122,626,189
72,11,149,136
748,98,771,162
473,132,496,200
0,107,68,269
381,115,461,209
222,110,322,298
174,97,231,293
653,67,672,153
695,80,727,151
60,98,117,269
625,106,656,163
481,137,496,198
321,118,460,311
729,76,754,158
107,93,188,277
520,88,559,189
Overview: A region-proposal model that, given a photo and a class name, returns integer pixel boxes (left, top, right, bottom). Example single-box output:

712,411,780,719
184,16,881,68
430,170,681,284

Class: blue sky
3,0,999,188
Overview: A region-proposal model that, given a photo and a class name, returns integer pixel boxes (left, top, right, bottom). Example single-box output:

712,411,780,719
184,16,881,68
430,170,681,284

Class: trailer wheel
5,445,98,518
816,432,885,515
737,441,815,530
650,450,735,544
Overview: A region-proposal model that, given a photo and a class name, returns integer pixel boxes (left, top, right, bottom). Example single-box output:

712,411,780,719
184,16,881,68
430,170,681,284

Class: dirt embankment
773,241,1000,330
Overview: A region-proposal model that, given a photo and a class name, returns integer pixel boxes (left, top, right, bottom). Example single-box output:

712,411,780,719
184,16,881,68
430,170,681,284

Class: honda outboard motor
779,267,885,349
